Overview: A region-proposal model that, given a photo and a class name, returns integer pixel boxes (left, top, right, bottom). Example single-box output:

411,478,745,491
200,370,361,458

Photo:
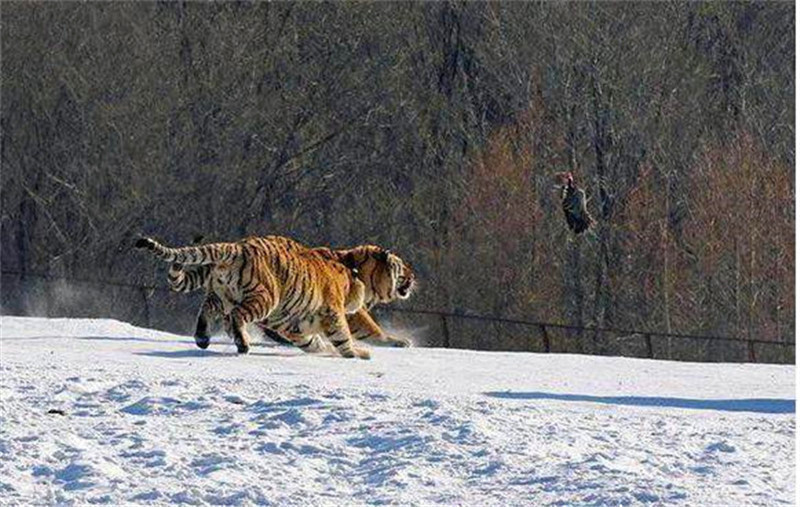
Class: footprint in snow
224,395,248,405
104,380,148,403
121,396,209,416
248,397,323,413
705,441,736,453
213,423,242,436
190,454,231,476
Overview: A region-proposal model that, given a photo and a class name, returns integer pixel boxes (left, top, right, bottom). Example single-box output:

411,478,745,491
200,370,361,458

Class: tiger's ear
374,249,390,263
336,249,360,271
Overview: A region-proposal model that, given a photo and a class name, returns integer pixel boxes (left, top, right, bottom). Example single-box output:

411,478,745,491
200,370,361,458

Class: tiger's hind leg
256,323,332,354
194,293,223,350
228,290,276,354
284,332,332,354
348,308,412,348
322,310,370,360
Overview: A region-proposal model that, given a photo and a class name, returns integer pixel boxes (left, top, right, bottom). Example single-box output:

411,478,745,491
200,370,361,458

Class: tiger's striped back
136,234,409,359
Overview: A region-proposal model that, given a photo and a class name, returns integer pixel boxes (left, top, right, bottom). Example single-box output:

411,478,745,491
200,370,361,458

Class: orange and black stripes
135,237,240,266
137,235,371,358
167,264,211,292
136,234,415,359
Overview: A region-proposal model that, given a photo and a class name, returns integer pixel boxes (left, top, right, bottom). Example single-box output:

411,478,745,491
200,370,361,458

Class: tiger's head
335,245,416,306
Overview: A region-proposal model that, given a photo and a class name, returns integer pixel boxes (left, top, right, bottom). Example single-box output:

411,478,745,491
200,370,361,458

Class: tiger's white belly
297,316,323,335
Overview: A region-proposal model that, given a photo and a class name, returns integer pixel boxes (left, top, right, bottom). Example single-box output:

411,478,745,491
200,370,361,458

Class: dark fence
1,269,794,364
372,307,794,364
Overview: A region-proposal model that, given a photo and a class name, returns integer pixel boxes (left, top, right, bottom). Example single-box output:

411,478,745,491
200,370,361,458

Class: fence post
141,287,151,328
747,340,756,362
441,314,450,348
644,334,653,359
539,324,550,353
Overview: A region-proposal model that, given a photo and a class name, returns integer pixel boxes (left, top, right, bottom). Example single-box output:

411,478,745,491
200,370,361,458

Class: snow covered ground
0,316,794,505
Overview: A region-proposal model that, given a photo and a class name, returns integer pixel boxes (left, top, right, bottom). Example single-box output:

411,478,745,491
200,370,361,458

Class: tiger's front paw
354,347,372,360
388,336,412,348
195,336,210,350
236,343,250,354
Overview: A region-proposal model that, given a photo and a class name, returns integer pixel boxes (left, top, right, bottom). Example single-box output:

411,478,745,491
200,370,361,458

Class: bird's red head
553,171,575,187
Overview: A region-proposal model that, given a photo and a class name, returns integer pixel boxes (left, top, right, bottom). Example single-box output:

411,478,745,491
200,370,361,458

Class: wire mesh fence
2,269,794,364
371,307,794,364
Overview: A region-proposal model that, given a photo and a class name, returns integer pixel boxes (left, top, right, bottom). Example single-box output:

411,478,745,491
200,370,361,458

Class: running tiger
165,240,415,351
135,235,415,359
167,242,416,351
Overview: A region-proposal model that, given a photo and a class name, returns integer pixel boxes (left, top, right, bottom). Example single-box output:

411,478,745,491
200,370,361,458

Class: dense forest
1,2,794,361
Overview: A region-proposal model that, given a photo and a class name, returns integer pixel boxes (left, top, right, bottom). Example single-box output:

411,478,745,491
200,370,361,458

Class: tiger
323,245,416,348
165,240,416,352
135,235,415,359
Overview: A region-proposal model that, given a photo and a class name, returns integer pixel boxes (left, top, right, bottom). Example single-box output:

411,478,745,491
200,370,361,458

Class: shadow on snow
134,348,297,359
484,391,795,414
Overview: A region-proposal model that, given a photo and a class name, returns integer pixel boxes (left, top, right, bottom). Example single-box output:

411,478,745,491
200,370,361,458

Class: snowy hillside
0,316,794,505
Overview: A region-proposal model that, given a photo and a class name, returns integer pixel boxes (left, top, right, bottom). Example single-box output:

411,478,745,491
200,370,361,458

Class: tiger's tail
135,237,241,266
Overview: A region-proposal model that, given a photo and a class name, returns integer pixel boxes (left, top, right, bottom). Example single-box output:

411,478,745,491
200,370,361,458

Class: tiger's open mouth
396,278,413,299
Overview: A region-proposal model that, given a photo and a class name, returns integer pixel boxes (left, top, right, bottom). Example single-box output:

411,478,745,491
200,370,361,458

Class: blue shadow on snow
484,391,795,414
135,348,293,359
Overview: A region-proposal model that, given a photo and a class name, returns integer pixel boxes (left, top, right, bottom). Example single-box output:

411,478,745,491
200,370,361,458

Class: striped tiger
322,244,415,348
165,240,416,352
136,235,415,358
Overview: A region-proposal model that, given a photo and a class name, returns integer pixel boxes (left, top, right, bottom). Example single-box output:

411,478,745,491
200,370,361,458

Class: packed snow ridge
0,316,794,505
